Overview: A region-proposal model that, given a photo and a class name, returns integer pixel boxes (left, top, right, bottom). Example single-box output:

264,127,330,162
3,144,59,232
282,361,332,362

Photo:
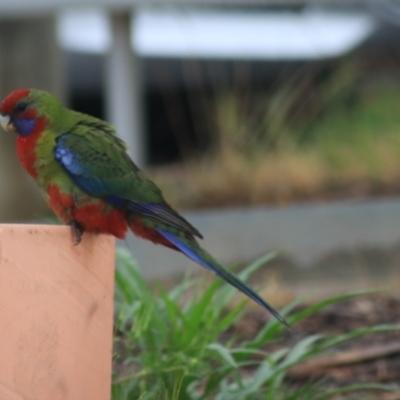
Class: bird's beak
0,114,16,132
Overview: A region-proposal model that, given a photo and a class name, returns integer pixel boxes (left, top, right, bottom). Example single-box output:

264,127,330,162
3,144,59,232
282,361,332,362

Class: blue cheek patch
13,118,36,136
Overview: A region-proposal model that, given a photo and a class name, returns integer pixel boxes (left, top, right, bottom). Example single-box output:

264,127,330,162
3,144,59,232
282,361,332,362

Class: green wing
55,117,202,238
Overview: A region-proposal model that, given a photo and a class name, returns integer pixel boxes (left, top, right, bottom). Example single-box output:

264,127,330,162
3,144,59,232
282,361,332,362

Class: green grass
112,249,399,400
150,65,400,208
306,87,400,176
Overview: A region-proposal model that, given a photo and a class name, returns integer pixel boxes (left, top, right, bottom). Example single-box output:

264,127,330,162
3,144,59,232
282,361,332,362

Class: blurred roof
0,0,376,16
58,7,376,60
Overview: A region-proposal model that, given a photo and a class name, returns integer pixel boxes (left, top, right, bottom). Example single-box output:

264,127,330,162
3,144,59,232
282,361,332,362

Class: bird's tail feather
155,227,290,329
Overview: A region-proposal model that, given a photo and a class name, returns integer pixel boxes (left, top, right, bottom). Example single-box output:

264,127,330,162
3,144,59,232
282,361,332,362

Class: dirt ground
234,294,400,399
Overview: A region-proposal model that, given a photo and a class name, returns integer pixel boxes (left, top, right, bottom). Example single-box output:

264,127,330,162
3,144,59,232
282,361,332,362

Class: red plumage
46,184,173,247
1,88,49,178
16,127,45,178
47,185,176,245
47,185,178,247
129,218,177,249
47,184,128,239
0,89,30,114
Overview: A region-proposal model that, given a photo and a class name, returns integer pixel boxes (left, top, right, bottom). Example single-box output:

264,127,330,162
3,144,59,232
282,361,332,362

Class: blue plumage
55,136,109,196
155,227,213,271
155,227,291,329
13,117,36,137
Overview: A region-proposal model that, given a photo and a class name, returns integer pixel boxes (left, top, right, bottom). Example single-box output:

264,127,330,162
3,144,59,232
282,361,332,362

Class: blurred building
59,5,379,164
0,1,399,220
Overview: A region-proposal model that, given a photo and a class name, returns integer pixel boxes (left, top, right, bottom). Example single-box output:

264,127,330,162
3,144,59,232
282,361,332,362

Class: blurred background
1,0,400,299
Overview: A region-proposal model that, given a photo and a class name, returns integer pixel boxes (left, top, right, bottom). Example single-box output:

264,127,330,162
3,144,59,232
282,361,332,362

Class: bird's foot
68,220,84,246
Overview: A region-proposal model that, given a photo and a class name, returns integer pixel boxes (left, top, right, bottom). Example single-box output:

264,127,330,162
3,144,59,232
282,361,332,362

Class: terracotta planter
0,224,115,400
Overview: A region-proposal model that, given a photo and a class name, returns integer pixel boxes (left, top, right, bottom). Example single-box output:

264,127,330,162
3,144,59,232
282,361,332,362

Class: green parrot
0,88,289,328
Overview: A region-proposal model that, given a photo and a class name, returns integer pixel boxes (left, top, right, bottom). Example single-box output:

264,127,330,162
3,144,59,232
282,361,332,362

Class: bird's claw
68,220,84,246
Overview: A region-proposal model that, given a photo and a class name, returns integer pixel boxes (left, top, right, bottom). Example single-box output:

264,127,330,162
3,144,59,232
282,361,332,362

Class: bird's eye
15,102,28,113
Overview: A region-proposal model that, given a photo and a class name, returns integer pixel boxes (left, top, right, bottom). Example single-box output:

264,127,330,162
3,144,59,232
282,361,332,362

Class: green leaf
208,343,238,368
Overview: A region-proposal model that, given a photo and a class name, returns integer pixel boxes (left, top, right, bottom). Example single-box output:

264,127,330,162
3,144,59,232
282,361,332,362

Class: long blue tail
155,228,290,329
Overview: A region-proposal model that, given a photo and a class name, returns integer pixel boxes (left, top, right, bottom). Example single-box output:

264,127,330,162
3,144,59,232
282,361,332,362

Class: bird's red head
0,88,49,137
0,88,30,114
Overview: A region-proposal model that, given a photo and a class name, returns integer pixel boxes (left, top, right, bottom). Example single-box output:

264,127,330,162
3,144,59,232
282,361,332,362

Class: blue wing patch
55,135,109,196
54,146,82,175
